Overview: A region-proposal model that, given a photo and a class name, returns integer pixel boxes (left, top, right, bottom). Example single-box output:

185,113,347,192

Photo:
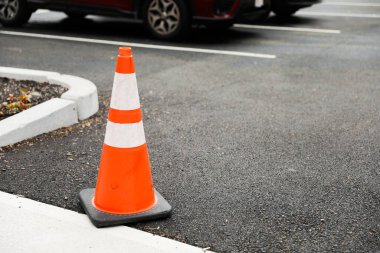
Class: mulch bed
0,77,68,120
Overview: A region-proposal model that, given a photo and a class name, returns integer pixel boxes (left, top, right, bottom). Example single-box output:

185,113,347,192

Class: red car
0,0,270,39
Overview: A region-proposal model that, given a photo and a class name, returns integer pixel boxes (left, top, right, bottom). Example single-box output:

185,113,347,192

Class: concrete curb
0,67,99,147
0,191,214,253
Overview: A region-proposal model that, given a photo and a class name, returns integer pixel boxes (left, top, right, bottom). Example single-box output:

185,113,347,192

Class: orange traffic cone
79,47,171,227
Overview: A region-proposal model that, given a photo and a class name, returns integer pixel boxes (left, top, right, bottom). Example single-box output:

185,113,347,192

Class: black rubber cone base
79,188,172,228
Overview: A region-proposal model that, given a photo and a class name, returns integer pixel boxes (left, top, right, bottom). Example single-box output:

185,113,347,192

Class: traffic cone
79,47,171,228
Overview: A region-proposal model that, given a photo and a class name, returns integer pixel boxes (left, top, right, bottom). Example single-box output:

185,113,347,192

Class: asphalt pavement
1,1,380,252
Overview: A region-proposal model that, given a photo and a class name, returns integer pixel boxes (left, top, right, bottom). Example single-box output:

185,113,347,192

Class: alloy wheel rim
147,0,180,35
0,0,19,20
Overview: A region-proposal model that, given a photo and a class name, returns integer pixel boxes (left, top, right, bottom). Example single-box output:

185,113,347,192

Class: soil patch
0,77,68,120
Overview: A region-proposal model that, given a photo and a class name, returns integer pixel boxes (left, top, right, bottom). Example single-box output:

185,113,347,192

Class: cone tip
119,47,132,57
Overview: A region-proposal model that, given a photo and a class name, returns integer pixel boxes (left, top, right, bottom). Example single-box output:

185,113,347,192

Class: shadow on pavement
18,14,260,46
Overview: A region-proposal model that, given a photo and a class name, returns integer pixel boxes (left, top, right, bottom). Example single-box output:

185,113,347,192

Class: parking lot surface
1,1,380,252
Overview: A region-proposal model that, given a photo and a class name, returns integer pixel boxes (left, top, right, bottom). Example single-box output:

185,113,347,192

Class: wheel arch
135,0,195,19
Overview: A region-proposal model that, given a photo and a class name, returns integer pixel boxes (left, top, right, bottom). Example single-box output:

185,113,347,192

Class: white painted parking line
321,2,380,7
234,24,341,34
34,9,50,14
0,30,276,59
298,11,380,18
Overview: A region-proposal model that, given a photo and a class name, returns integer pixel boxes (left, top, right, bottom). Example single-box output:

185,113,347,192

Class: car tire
0,0,32,27
65,12,87,19
142,0,190,40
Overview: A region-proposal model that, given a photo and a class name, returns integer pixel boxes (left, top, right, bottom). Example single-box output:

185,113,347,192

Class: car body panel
27,0,269,21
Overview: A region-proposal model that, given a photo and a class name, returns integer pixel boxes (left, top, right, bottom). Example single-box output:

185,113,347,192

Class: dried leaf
30,91,42,97
19,88,29,94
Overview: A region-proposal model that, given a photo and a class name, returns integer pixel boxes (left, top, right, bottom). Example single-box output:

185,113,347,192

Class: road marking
234,24,341,34
298,11,380,18
34,9,50,14
0,30,276,59
321,2,380,7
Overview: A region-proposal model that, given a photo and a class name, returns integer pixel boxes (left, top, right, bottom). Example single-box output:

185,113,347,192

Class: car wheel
143,0,190,39
65,12,87,19
0,0,32,27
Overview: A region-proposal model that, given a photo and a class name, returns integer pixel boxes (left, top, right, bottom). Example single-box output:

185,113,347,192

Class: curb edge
0,66,99,147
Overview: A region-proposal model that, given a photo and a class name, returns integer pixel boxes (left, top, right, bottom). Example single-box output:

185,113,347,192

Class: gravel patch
0,77,67,120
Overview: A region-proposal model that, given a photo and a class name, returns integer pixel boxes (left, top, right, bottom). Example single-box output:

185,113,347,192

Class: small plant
0,88,40,117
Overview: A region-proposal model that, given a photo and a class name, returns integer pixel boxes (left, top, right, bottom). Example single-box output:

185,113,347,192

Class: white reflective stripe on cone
110,73,140,110
104,121,146,148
